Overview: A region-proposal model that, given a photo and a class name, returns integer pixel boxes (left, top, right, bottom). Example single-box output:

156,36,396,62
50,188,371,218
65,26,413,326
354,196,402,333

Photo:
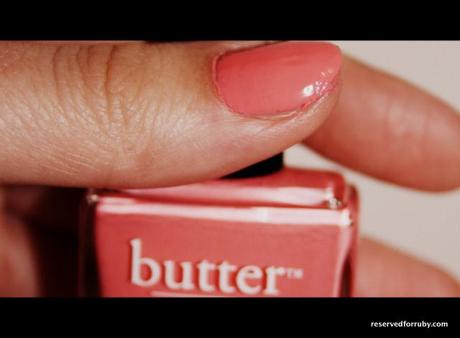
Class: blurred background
286,41,460,279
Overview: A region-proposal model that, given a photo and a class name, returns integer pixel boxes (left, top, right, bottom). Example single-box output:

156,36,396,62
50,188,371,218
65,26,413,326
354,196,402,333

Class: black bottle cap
222,153,284,179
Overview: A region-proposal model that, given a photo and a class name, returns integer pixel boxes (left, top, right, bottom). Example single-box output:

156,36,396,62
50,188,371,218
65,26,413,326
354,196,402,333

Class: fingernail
213,41,342,117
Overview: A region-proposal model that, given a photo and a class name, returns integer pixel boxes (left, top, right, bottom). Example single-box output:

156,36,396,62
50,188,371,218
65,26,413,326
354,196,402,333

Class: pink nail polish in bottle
79,154,359,297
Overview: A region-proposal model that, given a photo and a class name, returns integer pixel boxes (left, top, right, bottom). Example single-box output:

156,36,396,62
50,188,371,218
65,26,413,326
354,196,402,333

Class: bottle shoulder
94,167,352,209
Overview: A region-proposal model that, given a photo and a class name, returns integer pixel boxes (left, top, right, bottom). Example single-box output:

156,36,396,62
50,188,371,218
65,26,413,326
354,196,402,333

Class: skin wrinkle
101,44,170,187
129,48,152,120
54,115,114,184
5,76,91,182
0,99,28,130
120,45,204,186
78,46,113,135
45,130,97,171
69,45,116,150
100,45,125,188
76,45,110,134
102,45,172,182
67,46,92,126
25,135,80,180
43,46,104,176
116,47,151,129
50,45,66,120
144,44,171,114
121,85,169,186
50,45,79,125
0,52,48,130
134,107,218,186
2,94,110,185
1,108,49,181
104,45,116,126
69,44,149,187
158,95,222,178
104,45,146,133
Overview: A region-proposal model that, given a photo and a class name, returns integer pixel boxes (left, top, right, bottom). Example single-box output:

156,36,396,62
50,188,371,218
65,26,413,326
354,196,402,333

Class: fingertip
306,56,460,192
357,237,460,297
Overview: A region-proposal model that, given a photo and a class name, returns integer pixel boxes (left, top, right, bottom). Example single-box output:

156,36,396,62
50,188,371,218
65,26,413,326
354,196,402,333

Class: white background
286,41,460,279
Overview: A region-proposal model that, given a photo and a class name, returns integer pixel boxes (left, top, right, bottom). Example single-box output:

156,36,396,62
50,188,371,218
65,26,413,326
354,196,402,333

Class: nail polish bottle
79,154,359,297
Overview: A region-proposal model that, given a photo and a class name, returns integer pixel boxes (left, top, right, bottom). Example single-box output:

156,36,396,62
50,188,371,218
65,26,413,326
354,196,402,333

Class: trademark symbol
286,268,303,280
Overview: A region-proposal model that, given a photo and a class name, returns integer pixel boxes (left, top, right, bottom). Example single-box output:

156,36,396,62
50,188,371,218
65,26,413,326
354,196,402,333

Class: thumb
0,41,341,188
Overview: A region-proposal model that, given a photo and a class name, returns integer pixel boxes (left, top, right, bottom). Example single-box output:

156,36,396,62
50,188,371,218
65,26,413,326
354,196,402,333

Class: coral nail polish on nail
213,41,342,116
79,154,359,297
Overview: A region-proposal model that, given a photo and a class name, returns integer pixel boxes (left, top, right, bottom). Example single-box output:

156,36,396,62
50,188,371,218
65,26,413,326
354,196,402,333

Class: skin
0,41,459,296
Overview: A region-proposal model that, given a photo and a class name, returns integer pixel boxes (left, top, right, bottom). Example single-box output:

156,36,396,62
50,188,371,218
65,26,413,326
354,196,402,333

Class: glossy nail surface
213,41,342,116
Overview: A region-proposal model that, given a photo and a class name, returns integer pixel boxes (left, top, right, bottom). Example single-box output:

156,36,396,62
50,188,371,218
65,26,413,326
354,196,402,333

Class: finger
0,41,341,188
304,57,460,191
356,237,460,297
0,212,76,296
4,186,83,233
0,212,39,296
